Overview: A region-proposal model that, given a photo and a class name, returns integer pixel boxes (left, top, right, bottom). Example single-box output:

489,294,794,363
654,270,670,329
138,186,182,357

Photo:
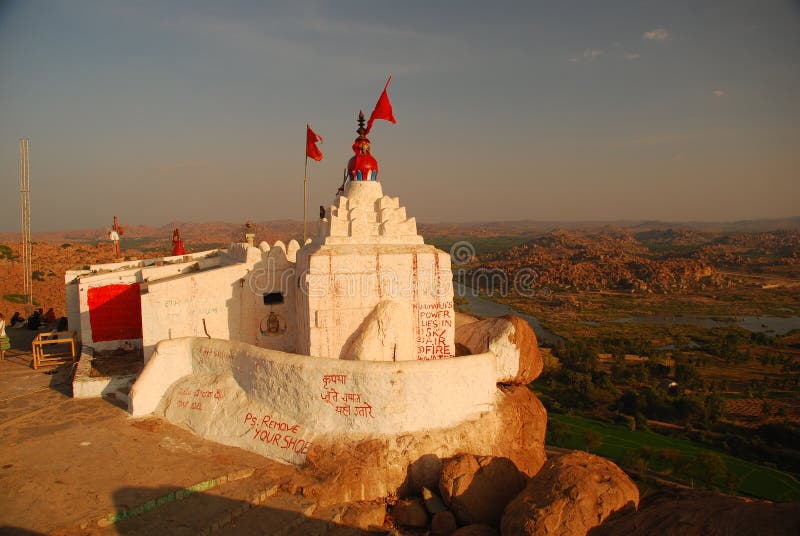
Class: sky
0,0,798,232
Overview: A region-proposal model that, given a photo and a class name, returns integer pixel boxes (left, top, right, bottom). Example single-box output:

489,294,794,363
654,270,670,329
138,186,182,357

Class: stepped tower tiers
295,113,455,361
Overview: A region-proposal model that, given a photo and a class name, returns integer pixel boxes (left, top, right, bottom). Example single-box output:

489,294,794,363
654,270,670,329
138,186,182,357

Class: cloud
643,28,669,41
713,89,725,97
568,48,604,63
623,52,641,60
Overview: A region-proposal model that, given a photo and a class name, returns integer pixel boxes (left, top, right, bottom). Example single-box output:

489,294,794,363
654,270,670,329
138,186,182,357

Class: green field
548,412,800,502
3,293,39,306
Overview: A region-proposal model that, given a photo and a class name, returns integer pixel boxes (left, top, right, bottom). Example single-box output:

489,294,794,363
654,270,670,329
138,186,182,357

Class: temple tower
295,114,455,361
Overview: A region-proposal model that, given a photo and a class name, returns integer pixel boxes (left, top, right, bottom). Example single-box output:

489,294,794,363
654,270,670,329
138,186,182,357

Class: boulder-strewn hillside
0,243,122,318
475,228,799,293
477,230,719,293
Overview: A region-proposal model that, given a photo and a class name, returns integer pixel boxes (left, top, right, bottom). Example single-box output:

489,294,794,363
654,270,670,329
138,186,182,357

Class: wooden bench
32,331,78,370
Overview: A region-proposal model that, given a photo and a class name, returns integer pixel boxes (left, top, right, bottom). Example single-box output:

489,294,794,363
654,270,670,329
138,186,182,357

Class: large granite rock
431,510,459,535
452,525,499,536
455,316,543,384
455,312,479,328
501,451,638,535
300,386,546,507
342,300,415,361
439,454,528,526
393,497,429,528
590,488,800,536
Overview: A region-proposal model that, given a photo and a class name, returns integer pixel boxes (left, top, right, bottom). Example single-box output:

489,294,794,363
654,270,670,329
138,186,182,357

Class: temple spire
356,111,367,137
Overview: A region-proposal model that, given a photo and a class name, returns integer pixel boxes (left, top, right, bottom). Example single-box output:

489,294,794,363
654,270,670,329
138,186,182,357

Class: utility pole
19,139,32,310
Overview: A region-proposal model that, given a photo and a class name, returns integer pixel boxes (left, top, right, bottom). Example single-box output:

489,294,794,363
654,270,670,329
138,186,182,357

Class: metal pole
303,155,308,243
19,139,32,308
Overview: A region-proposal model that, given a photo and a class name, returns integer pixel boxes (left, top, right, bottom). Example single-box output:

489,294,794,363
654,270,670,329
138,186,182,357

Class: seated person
26,310,42,330
9,311,24,327
44,308,56,325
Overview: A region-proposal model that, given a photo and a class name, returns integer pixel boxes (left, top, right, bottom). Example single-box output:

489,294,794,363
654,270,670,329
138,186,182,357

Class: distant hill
0,216,798,244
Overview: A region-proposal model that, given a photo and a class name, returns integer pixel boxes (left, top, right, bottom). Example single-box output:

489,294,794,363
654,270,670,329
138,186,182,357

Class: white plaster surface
292,180,457,360
68,250,222,350
341,300,414,361
139,259,251,362
295,243,455,360
320,182,424,245
72,351,140,401
130,337,498,465
68,244,302,362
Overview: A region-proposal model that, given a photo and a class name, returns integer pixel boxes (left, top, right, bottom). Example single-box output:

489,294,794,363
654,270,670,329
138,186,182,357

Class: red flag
306,124,323,161
365,76,396,135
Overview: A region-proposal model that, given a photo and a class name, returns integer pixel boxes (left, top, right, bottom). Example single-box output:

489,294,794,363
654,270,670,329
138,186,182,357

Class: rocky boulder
454,316,542,384
300,385,546,507
392,497,429,528
439,454,528,526
455,312,479,328
338,501,387,530
341,300,415,361
590,488,800,536
452,525,499,536
501,451,639,535
431,510,459,535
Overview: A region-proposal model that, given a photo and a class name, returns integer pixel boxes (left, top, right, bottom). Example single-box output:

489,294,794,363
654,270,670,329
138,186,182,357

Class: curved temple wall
130,337,498,465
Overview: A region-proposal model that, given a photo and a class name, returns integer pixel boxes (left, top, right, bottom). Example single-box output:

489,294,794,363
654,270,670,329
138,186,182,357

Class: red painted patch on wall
87,283,143,341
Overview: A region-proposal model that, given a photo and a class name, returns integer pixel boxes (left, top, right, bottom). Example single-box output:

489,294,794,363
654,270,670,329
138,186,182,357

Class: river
454,282,563,344
455,283,800,343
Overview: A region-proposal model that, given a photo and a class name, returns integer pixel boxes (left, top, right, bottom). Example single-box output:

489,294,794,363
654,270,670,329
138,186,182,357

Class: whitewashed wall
130,337,497,465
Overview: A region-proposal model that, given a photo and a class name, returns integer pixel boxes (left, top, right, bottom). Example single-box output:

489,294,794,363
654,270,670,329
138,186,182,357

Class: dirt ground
0,330,387,535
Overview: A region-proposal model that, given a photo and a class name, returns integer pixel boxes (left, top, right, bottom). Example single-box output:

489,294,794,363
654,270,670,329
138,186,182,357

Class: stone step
217,494,390,536
96,467,285,535
290,501,390,536
215,492,318,535
103,384,132,407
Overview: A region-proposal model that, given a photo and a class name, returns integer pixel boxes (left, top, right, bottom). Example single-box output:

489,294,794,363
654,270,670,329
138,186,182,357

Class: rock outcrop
300,385,547,507
341,299,414,361
452,525,499,536
392,497,429,528
431,510,459,535
501,451,639,535
590,488,800,536
455,316,543,384
439,454,528,526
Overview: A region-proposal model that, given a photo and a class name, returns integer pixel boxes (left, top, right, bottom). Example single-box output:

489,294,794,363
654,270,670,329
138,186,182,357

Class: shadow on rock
589,487,800,536
93,485,389,535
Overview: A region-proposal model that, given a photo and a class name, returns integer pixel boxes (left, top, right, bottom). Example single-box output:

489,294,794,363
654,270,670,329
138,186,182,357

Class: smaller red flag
365,76,396,135
306,124,323,161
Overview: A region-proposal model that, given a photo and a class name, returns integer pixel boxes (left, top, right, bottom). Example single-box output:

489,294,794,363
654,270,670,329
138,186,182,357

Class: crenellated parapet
228,240,298,266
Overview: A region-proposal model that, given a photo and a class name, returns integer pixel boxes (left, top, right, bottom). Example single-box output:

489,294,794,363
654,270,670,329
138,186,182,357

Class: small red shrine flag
306,124,323,161
365,76,396,135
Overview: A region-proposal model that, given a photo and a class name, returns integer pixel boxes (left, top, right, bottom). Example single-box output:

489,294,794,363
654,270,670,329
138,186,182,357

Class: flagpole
303,154,308,243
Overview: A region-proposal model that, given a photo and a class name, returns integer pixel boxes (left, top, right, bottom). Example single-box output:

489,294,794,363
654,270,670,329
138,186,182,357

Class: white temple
64,115,532,468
